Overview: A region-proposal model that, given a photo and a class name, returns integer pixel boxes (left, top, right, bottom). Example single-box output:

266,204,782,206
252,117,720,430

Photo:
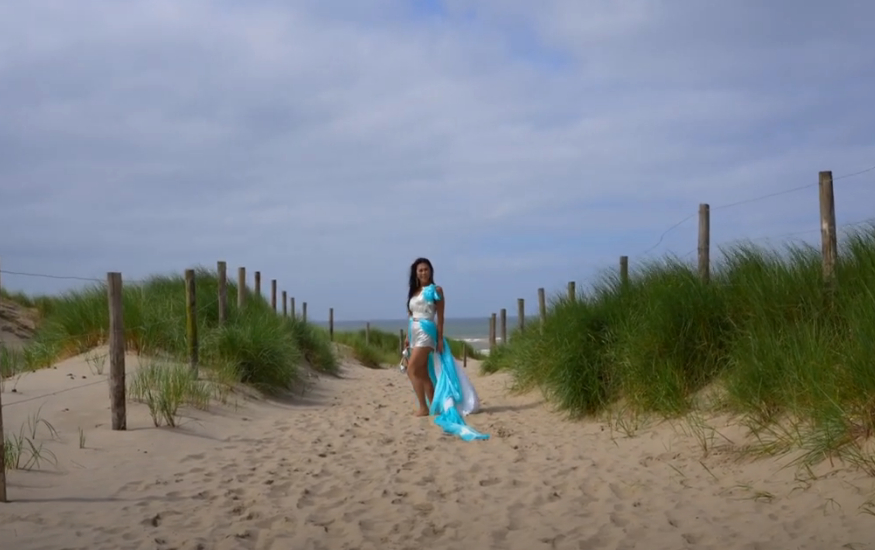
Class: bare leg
406,368,428,416
420,349,436,413
408,347,431,416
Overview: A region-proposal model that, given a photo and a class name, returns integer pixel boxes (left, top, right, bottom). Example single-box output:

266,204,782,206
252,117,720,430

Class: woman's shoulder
422,283,443,302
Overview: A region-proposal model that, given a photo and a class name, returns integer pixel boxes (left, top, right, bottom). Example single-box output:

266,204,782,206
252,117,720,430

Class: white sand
1,351,874,550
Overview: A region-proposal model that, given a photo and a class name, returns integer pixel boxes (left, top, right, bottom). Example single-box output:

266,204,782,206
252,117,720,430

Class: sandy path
1,353,874,550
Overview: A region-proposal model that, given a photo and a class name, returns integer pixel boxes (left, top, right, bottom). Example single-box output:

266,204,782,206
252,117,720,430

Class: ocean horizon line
312,315,540,324
308,315,532,352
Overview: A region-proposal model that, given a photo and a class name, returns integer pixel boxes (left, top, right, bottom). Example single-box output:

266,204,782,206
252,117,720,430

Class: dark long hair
408,257,434,308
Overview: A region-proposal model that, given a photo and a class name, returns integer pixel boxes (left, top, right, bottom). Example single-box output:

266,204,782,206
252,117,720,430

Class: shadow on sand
479,401,544,415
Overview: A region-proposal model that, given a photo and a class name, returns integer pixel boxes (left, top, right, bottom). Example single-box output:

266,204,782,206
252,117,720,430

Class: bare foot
414,408,429,417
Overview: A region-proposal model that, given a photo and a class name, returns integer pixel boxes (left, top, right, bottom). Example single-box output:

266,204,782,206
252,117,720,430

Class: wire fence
635,163,875,259
0,270,158,286
677,216,875,260
466,166,875,349
0,378,108,409
0,295,222,409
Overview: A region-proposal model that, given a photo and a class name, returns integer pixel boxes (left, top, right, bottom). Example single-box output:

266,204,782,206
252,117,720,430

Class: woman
405,258,488,441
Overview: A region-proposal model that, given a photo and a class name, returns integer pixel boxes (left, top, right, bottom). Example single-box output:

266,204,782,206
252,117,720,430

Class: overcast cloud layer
1,0,874,320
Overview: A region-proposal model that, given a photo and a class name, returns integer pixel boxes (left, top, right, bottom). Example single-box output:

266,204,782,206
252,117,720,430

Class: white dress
408,289,437,349
408,288,481,416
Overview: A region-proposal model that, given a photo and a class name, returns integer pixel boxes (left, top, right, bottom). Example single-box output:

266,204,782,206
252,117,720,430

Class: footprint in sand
479,477,501,487
297,488,316,509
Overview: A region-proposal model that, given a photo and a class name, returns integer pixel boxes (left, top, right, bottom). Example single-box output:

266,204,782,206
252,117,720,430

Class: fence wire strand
636,164,875,258
0,295,236,408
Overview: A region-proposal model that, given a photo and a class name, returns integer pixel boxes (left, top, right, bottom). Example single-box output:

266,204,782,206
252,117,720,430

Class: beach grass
0,287,55,315
334,327,485,369
1,266,338,393
482,224,875,462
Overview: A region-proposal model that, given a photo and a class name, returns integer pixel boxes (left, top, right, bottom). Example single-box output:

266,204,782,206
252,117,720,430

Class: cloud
1,0,873,321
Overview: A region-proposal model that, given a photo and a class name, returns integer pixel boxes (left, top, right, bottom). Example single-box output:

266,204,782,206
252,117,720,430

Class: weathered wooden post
517,298,525,331
538,287,546,333
184,269,198,375
819,171,837,287
217,261,228,325
698,203,710,283
237,267,246,308
329,308,334,341
107,272,126,431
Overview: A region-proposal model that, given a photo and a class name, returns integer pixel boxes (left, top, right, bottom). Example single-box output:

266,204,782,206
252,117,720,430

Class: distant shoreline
311,316,521,353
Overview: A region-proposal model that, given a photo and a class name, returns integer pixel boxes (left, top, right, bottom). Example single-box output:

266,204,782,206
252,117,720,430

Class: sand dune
1,351,874,550
0,297,36,350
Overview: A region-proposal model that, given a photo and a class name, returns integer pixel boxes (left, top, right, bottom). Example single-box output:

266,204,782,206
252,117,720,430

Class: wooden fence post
819,171,838,286
620,255,629,286
463,344,468,369
237,267,246,308
538,287,546,333
500,308,507,344
282,291,288,317
517,298,525,331
399,329,405,354
329,308,334,341
271,279,277,311
0,365,6,502
302,302,307,323
698,203,710,283
567,281,575,301
107,272,126,431
489,313,497,351
254,271,261,297
217,261,228,325
291,297,296,320
0,257,3,498
184,269,198,375
1,256,4,500
366,322,371,345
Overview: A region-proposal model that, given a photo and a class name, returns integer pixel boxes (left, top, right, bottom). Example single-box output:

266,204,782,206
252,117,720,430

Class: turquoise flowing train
408,284,489,441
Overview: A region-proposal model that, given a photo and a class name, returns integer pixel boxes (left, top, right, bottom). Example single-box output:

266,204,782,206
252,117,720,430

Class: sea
312,316,530,354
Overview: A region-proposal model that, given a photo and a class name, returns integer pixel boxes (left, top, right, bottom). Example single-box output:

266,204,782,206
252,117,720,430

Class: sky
1,0,874,321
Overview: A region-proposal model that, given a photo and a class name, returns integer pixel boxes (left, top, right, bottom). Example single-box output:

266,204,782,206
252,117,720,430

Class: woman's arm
435,286,445,342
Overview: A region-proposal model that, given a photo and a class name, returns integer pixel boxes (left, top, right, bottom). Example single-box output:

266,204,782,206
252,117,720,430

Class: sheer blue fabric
408,284,489,441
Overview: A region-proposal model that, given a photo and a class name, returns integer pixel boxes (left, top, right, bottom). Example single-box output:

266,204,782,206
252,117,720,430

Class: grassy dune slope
483,226,875,463
1,267,337,393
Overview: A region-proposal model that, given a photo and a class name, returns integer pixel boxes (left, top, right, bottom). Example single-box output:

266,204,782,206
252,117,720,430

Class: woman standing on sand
405,257,488,441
